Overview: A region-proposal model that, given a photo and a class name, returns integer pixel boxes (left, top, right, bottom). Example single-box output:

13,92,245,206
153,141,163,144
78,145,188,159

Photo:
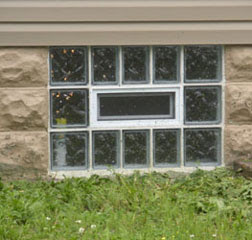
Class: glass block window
51,89,88,128
123,130,150,168
184,46,221,82
153,46,179,83
184,128,221,165
184,86,221,124
51,132,88,170
49,45,223,173
92,131,120,169
122,46,149,84
153,129,180,167
92,47,118,85
50,47,88,85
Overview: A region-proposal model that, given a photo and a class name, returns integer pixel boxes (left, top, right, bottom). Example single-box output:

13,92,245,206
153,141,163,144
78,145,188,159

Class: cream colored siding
0,0,252,46
1,0,252,22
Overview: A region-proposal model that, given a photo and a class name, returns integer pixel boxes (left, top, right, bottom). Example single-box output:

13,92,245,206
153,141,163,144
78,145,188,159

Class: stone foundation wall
225,46,252,166
0,48,49,180
0,46,251,179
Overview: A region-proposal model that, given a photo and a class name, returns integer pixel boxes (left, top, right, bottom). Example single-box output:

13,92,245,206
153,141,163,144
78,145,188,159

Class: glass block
93,131,119,168
98,92,174,120
184,128,221,165
123,46,149,83
51,89,88,128
154,129,180,166
185,87,221,124
51,132,88,169
50,47,87,85
123,130,149,167
154,46,179,83
92,47,118,84
184,46,221,82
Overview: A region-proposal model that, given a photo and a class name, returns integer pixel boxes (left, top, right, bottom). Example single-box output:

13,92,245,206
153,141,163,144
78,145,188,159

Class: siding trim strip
0,0,252,22
1,22,252,46
1,0,252,45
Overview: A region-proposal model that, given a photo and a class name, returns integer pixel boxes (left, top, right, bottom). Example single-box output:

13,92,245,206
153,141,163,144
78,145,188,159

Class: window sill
49,166,222,179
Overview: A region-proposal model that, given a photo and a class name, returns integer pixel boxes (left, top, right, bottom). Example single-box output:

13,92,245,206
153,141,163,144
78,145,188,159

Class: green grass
1,168,252,240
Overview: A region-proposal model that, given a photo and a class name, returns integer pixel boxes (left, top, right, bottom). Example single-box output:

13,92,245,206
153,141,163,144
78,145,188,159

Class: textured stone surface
225,46,252,82
0,48,48,87
0,89,48,131
0,132,48,180
225,46,252,172
233,161,252,179
225,126,252,166
225,85,252,124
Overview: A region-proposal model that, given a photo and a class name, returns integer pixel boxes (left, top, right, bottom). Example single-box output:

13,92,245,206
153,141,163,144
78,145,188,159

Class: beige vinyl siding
0,0,252,46
1,0,252,22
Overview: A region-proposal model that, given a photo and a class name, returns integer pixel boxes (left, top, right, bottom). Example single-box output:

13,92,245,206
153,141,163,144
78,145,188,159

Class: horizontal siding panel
1,22,252,46
0,0,252,22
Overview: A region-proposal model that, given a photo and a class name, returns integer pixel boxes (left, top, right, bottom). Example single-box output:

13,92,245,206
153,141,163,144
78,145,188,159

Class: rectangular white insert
90,88,181,128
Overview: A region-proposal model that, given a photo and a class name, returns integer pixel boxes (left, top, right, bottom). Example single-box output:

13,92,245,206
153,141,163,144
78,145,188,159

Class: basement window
49,45,223,172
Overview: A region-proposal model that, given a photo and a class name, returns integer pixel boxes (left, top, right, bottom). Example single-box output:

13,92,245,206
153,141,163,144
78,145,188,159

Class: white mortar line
150,46,154,170
150,46,153,85
47,48,52,173
49,124,222,133
86,84,181,89
183,82,223,86
49,166,219,179
88,129,92,170
150,129,154,168
47,81,229,90
119,129,123,169
88,46,92,88
119,46,122,86
88,46,92,169
180,46,185,168
221,45,226,166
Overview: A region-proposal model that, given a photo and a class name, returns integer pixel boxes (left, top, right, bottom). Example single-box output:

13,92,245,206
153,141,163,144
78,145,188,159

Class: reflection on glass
51,132,88,168
154,130,179,165
51,89,88,127
50,47,87,84
92,47,117,84
99,92,173,120
123,46,148,83
154,46,178,82
185,128,221,164
93,131,119,168
185,46,220,82
123,130,149,166
185,87,221,123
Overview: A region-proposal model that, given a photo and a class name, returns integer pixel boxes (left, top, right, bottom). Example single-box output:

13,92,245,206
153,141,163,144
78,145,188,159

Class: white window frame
90,87,180,128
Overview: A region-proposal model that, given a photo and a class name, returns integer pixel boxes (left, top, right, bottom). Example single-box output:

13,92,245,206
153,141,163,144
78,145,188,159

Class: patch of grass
1,168,252,239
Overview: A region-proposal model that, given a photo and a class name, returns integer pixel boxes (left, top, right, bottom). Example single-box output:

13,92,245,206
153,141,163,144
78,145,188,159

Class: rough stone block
0,48,48,87
233,161,252,179
0,131,48,180
224,126,252,166
225,46,252,82
0,89,48,131
225,84,252,124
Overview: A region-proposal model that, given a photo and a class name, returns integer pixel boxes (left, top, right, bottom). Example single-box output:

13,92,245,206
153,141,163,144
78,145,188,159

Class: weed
0,168,252,239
